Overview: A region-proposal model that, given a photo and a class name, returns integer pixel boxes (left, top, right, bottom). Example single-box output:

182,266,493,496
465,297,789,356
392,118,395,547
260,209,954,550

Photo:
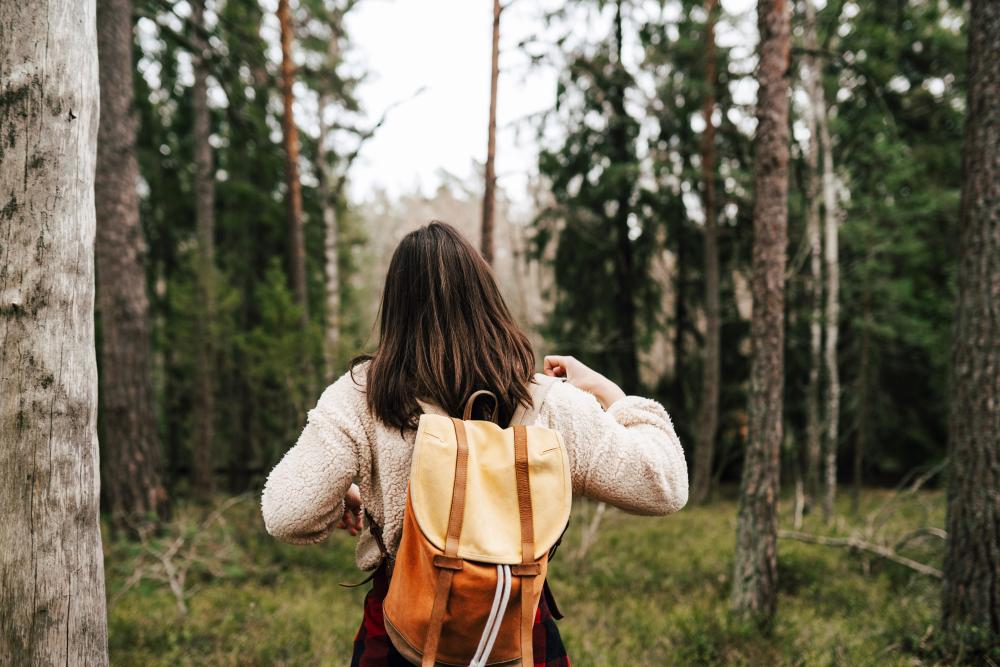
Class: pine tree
691,0,722,505
731,0,790,626
95,0,169,528
481,0,502,265
941,0,1000,651
278,0,309,324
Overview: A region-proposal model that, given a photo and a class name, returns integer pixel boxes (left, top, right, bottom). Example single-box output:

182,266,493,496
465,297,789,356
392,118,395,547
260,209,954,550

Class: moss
1,195,17,221
104,491,948,666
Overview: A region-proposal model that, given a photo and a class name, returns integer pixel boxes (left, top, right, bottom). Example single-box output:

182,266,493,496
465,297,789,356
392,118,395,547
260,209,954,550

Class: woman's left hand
337,483,363,536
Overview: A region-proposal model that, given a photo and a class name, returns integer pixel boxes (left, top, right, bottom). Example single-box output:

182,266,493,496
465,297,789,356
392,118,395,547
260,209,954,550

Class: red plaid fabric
350,565,570,667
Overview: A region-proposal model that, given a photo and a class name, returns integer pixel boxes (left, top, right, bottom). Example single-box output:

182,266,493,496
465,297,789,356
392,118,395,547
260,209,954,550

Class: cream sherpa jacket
261,363,688,570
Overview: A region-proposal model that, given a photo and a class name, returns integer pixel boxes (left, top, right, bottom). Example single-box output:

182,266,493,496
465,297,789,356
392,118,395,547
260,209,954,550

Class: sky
343,0,759,207
342,0,560,206
139,0,760,210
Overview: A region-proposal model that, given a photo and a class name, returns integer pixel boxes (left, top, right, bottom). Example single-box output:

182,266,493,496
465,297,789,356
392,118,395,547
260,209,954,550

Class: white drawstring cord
470,565,506,666
475,565,512,667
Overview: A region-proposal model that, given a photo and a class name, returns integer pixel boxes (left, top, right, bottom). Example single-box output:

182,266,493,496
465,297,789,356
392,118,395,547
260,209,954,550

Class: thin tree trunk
278,0,308,324
673,222,687,416
802,0,823,508
942,0,1000,650
817,68,840,524
0,1,109,662
95,0,169,531
191,0,216,499
731,0,790,627
319,91,341,378
852,288,871,515
610,0,640,393
691,0,720,505
480,0,501,265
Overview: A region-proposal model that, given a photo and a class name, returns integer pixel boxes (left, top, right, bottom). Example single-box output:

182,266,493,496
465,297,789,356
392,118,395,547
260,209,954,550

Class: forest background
2,0,995,664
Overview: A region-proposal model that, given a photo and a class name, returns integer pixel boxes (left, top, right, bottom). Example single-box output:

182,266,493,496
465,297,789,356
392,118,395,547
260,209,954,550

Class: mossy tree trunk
0,1,109,662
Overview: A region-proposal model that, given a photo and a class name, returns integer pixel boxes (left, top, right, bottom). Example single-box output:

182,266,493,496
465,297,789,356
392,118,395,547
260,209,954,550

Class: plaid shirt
350,565,570,667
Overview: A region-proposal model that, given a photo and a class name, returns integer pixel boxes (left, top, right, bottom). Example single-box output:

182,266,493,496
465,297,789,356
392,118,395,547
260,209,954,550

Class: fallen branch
575,501,607,560
778,529,943,579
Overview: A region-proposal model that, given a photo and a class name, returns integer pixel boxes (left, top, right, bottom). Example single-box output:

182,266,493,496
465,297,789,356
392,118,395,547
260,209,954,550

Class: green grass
105,488,956,666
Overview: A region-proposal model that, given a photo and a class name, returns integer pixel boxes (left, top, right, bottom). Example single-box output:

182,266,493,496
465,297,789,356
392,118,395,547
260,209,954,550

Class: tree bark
319,91,341,378
817,64,840,524
278,0,308,324
942,0,1000,650
731,0,790,627
691,0,720,506
480,0,501,265
0,1,109,662
802,0,823,508
852,285,872,514
190,0,216,499
95,0,169,530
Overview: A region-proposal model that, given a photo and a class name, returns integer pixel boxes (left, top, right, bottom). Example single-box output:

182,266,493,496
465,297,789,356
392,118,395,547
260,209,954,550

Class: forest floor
105,486,954,666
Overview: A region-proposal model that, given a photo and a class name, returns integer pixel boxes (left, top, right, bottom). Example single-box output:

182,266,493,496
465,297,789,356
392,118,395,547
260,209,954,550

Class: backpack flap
410,415,571,564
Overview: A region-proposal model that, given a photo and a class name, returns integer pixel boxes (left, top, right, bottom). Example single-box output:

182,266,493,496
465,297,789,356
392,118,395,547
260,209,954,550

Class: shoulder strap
510,373,562,427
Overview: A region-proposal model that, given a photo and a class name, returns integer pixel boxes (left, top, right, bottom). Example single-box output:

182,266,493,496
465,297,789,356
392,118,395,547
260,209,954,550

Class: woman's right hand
543,355,626,410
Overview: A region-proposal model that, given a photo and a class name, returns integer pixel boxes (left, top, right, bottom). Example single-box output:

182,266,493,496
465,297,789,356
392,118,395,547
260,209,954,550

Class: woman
261,221,688,666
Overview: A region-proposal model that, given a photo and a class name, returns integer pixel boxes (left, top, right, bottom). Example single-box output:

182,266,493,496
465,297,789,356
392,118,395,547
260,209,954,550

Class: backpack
382,375,571,667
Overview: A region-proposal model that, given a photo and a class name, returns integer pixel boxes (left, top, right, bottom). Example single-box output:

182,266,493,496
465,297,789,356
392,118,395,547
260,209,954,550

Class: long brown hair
355,221,534,430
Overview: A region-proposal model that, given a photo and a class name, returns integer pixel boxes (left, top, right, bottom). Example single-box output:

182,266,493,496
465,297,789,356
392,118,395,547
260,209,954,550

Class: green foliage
808,0,963,477
106,490,950,666
132,0,366,492
533,1,658,393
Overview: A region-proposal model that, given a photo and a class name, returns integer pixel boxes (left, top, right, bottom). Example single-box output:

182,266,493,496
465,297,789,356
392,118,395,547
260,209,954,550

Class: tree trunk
480,0,501,265
610,0,640,393
691,0,720,506
319,91,341,378
941,0,1000,650
731,0,790,627
817,66,840,524
95,0,169,531
191,0,216,499
802,0,823,508
852,287,871,515
278,0,308,324
0,1,109,662
672,222,687,417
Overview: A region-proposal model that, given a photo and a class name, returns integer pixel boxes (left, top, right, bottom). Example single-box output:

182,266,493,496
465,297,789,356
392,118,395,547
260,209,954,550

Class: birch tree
731,0,790,626
817,41,840,524
801,0,823,508
0,1,109,662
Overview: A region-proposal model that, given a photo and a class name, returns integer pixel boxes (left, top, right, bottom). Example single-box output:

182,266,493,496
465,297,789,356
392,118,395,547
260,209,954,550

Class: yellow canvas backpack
382,375,571,667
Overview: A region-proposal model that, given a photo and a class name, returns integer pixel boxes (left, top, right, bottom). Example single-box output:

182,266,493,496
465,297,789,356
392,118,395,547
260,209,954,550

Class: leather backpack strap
463,389,499,421
510,374,562,426
422,417,471,667
512,424,539,666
